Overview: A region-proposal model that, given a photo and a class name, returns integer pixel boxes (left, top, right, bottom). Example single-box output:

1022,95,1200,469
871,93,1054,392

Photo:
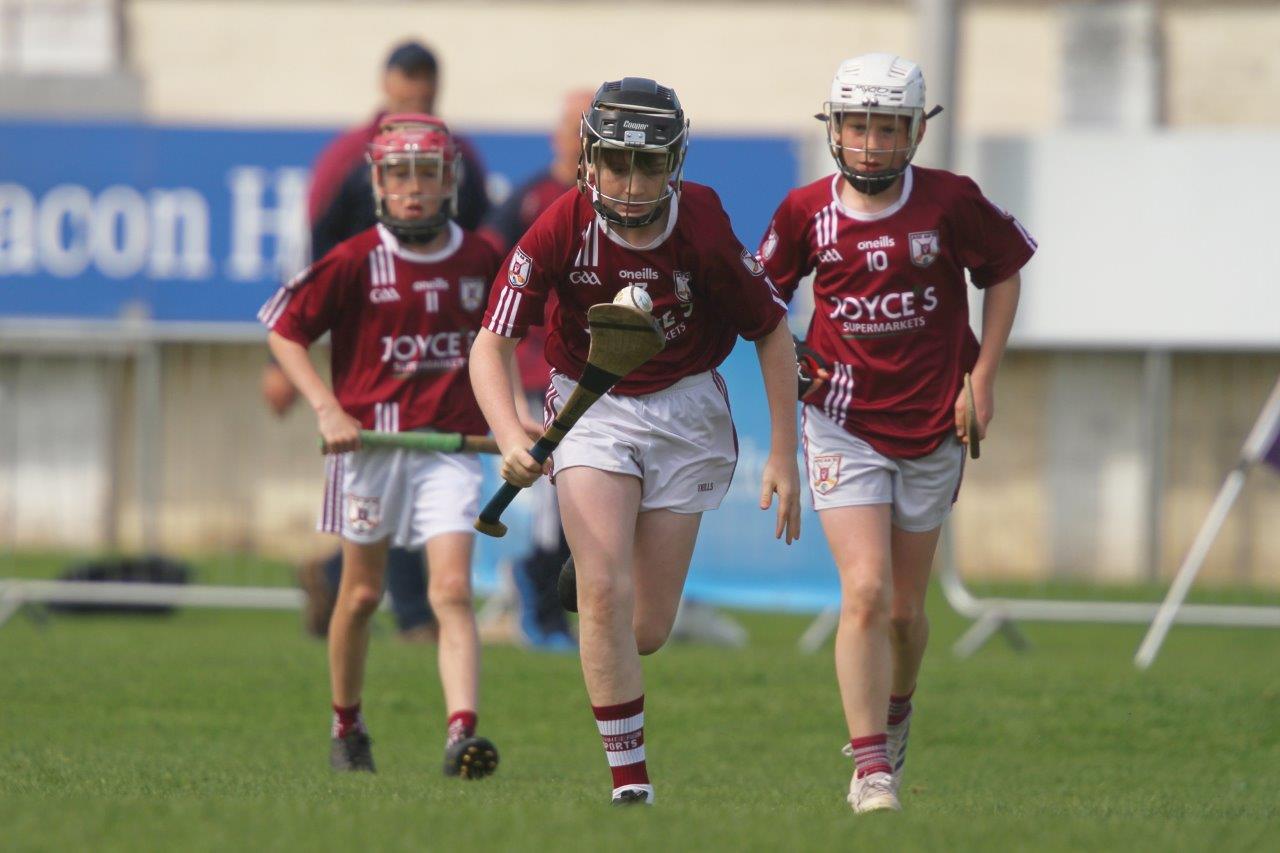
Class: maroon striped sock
447,710,477,746
593,696,649,789
850,733,892,779
888,688,914,726
331,702,365,738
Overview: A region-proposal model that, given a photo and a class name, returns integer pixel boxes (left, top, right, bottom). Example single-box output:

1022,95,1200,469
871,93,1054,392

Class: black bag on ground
49,556,192,615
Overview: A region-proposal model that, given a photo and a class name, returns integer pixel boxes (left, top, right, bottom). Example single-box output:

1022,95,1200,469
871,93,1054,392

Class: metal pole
1142,349,1171,581
1134,467,1248,669
915,0,959,170
133,336,162,554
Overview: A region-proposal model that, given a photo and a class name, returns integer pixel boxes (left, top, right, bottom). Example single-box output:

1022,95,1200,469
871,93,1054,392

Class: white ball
612,285,653,313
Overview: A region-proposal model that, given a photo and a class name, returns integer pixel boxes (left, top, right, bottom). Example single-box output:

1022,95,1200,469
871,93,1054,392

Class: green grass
1,565,1278,851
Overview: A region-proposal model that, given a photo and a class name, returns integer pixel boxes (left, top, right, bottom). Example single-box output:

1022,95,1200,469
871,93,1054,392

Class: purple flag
1265,420,1280,471
1246,378,1280,471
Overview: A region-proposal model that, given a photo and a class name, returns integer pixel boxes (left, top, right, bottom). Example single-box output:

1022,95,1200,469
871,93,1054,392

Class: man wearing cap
309,40,491,259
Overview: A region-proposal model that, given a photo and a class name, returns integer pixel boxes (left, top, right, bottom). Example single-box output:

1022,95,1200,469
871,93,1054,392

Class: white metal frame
1134,376,1280,668
0,579,302,629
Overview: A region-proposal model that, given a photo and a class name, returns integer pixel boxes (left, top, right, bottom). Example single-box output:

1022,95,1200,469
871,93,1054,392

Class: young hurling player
469,78,802,806
260,115,504,778
759,54,1036,813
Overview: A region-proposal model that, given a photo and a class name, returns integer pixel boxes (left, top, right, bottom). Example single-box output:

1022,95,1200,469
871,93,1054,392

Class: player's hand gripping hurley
474,302,666,537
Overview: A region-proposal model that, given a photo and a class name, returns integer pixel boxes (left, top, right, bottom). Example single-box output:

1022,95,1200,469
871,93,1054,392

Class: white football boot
612,784,655,806
847,770,901,814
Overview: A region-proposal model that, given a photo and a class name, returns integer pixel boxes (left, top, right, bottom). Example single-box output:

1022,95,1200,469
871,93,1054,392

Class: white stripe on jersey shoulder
369,245,395,286
829,166,914,222
597,189,680,252
1012,217,1038,251
812,203,840,248
573,219,599,269
257,287,289,326
486,286,523,338
258,263,316,326
377,222,463,263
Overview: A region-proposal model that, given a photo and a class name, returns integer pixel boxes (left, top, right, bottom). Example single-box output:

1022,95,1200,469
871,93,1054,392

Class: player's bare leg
888,524,939,692
426,530,497,778
557,466,656,804
886,523,941,788
327,537,388,772
631,509,702,655
329,537,389,707
425,532,479,714
821,503,900,811
558,467,644,702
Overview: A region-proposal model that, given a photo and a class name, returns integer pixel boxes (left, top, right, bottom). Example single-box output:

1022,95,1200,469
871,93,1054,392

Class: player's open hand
318,404,362,454
954,373,994,446
500,444,549,488
760,452,802,544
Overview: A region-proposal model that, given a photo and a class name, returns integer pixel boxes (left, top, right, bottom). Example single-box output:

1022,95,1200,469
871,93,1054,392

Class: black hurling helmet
577,77,689,228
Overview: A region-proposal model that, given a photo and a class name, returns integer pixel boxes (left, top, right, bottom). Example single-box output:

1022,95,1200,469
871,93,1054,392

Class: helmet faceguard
367,113,460,244
818,54,933,196
577,77,689,229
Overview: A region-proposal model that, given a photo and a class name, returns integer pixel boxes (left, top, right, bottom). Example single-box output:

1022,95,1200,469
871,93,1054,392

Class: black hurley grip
577,362,622,395
476,361,627,537
475,435,559,528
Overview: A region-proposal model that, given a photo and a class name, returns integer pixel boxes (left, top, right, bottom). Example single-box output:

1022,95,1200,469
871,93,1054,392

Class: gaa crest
460,277,486,312
674,270,692,303
811,454,842,495
908,230,940,268
740,249,765,276
346,494,382,535
508,247,532,288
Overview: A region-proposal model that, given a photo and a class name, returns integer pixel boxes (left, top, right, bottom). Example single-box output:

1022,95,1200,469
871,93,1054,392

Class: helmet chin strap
383,208,450,244
847,169,903,196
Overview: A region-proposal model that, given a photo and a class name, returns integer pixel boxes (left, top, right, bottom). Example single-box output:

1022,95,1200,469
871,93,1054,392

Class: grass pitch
1,558,1277,851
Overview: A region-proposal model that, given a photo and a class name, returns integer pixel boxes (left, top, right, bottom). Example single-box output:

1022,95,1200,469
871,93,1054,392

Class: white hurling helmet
822,53,932,195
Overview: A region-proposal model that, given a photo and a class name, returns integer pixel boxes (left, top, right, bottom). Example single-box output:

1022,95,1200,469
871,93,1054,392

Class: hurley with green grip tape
320,431,500,455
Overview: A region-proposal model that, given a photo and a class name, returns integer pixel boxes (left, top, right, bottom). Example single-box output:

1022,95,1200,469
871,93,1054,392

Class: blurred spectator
475,90,592,651
309,40,491,260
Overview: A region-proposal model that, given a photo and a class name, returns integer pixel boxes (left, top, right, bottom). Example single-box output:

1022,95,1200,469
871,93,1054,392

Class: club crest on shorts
740,249,765,276
761,227,779,261
909,230,940,268
811,454,842,495
674,270,692,303
460,277,486,312
508,247,532,288
346,494,381,535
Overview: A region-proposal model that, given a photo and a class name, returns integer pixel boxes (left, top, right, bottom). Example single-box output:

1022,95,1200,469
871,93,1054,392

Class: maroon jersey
761,166,1036,458
482,182,787,396
259,222,500,434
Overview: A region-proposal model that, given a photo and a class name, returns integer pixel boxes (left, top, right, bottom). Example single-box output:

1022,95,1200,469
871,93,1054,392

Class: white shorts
546,370,737,514
802,405,964,532
319,443,482,548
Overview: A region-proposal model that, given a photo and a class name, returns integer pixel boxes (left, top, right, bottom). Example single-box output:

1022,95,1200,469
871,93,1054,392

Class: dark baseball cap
385,40,438,75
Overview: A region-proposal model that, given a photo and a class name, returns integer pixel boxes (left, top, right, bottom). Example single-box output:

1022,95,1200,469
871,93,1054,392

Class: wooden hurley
474,303,665,538
963,372,980,460
320,430,500,455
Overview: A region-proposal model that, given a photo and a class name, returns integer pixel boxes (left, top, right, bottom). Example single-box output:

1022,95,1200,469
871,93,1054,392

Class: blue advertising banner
1,118,838,612
0,119,795,322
